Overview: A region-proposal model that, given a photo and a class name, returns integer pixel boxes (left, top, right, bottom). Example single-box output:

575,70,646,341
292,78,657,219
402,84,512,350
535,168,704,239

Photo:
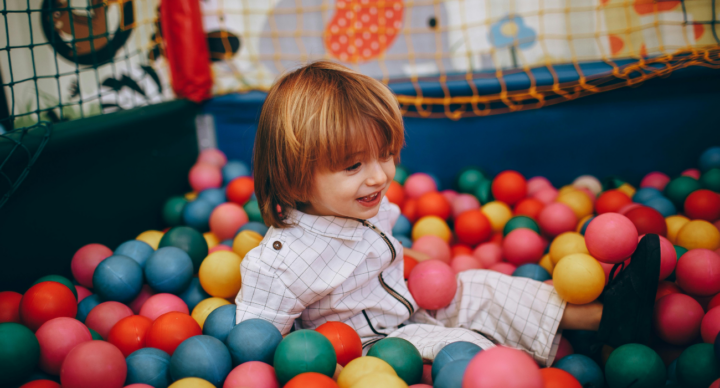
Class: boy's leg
382,324,495,361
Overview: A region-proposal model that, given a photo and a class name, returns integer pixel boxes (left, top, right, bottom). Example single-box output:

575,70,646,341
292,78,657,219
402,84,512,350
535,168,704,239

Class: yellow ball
352,373,408,388
203,232,220,249
539,254,554,274
676,220,720,251
480,201,513,234
199,251,243,298
233,230,263,258
337,356,397,388
552,253,605,304
136,230,163,250
412,216,452,242
617,183,636,198
558,185,576,195
169,378,216,388
576,214,594,233
557,190,594,219
191,297,231,329
184,191,198,201
666,215,690,245
549,232,588,265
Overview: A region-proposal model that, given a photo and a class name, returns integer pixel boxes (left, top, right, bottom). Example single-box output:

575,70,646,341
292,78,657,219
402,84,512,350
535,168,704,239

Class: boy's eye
346,162,361,171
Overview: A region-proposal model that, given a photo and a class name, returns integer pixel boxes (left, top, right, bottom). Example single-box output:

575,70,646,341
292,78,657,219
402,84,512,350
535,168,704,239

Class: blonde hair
254,61,405,228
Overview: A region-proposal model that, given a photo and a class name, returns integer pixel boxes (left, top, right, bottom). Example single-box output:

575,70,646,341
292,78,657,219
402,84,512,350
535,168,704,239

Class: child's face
303,153,396,220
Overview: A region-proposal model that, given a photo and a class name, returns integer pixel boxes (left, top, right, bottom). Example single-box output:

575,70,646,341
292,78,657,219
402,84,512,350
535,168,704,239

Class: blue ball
170,335,232,387
239,221,269,236
432,341,482,381
396,235,413,248
178,277,210,312
393,215,412,237
126,348,172,388
197,188,226,208
434,359,471,388
220,239,234,247
115,240,154,268
579,216,595,236
645,196,677,217
222,160,251,184
512,264,551,282
145,247,194,294
554,354,605,388
700,146,720,172
203,304,237,343
182,199,213,232
92,255,143,303
226,318,283,366
633,187,663,204
76,294,102,323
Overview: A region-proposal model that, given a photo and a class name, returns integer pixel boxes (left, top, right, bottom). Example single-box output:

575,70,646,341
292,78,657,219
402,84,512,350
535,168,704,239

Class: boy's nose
366,161,388,187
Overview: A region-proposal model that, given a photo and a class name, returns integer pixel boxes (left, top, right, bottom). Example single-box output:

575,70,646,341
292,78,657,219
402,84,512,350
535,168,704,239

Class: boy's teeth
361,193,378,200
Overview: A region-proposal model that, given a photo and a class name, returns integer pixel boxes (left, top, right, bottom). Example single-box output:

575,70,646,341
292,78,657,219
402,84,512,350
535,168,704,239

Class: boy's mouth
357,190,382,205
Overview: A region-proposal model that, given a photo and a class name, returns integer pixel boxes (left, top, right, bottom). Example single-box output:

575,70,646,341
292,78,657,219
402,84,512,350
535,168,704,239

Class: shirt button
273,241,283,250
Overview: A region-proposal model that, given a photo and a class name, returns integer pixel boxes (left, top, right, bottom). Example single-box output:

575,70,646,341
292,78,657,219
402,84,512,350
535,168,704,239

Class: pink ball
654,293,704,345
60,341,127,388
197,148,227,167
404,173,438,199
128,285,155,315
473,243,503,268
451,255,482,274
462,346,543,388
543,279,553,285
710,379,720,388
85,302,133,339
527,177,553,196
585,213,638,264
75,286,92,303
488,262,517,276
640,172,671,191
189,163,223,192
441,190,459,205
209,245,233,253
209,203,249,240
223,361,279,388
598,259,630,285
676,249,720,296
532,187,559,205
139,294,189,321
537,203,577,237
412,235,452,264
452,194,481,219
682,168,701,179
502,229,545,266
407,260,457,310
71,244,113,288
701,306,720,343
618,203,643,215
554,336,574,364
410,385,433,388
637,234,677,280
36,317,92,375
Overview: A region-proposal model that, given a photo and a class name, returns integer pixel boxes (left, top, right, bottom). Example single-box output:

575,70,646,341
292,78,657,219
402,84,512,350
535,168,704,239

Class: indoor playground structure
1,0,720,387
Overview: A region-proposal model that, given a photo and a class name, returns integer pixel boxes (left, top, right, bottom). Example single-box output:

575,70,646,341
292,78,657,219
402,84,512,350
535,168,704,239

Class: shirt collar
286,208,367,241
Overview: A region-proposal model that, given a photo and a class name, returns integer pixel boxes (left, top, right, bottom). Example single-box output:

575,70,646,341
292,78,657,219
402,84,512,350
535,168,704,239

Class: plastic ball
209,203,248,241
702,168,720,192
539,254,554,274
538,203,577,237
549,232,588,265
315,321,362,367
204,232,221,250
585,213,638,264
366,337,422,385
639,234,676,280
625,206,667,237
0,291,22,323
125,348,172,388
352,373,408,388
60,341,126,388
573,175,602,195
35,317,91,374
224,361,279,388
451,255,482,273
189,163,222,192
145,247,194,294
490,171,527,206
386,181,406,207
393,215,412,238
238,221,269,237
457,167,487,194
677,343,720,388
540,368,581,388
407,260,457,310
169,335,232,387
604,344,666,388
0,323,40,386
197,148,227,167
554,336,574,362
702,307,720,344
182,200,213,232
404,255,418,279
553,354,604,388
473,243,503,268
454,210,492,246
84,301,132,339
337,356,397,388
92,255,143,303
221,160,250,184
395,165,410,184
512,264,551,282
226,176,254,205
557,190,593,219
618,202,642,215
403,198,419,222
451,194,480,219
633,187,662,204
20,281,77,332
410,236,450,264
533,186,558,205
71,243,113,288
685,189,720,221
178,278,211,312
284,372,337,388
416,192,451,220
462,346,543,388
106,315,152,357
192,298,230,329
665,176,703,209
595,190,632,214
527,176,552,195
412,216,452,243
617,183,636,198
404,173,437,199
489,262,517,275
552,253,605,304
654,293,704,345
197,188,227,208
667,215,690,244
199,251,243,298
169,378,216,388
274,330,337,385
451,244,473,257
32,275,77,301
233,230,263,258
226,318,282,366
676,220,720,250
114,240,154,269
244,200,263,223
163,196,188,227
503,229,545,265
700,147,720,172
146,312,202,356
159,227,209,273
644,196,677,217
481,202,513,234
503,215,541,236
136,230,163,250
139,293,189,322
514,198,545,221
676,249,720,295
76,294,102,323
474,179,494,205
432,341,482,381
641,172,671,191
433,358,470,388
19,381,62,388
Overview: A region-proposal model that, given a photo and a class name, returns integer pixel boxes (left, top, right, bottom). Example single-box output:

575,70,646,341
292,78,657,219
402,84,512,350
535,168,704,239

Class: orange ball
402,198,419,223
416,192,452,220
595,190,632,214
284,372,339,388
492,171,528,206
451,244,474,257
685,189,720,221
107,315,153,357
386,181,405,208
226,176,254,205
20,282,78,332
514,198,545,220
315,321,362,367
540,368,582,388
454,210,492,246
404,255,419,279
145,311,201,356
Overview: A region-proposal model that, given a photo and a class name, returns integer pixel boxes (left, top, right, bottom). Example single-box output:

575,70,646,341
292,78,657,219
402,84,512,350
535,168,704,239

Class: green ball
605,344,666,388
88,327,103,341
367,337,422,385
244,200,264,224
473,179,494,205
0,323,40,386
32,275,77,300
273,330,336,385
503,216,541,236
163,196,188,226
158,226,208,273
701,168,720,193
677,343,720,388
602,176,626,191
394,165,410,185
457,167,487,194
664,176,703,210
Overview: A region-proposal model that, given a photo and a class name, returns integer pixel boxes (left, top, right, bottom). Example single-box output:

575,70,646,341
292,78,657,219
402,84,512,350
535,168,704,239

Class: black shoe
597,234,661,348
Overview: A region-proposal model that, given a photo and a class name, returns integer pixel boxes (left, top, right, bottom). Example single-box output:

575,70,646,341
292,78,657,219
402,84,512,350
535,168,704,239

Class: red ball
451,244,474,258
709,293,720,311
502,229,545,266
585,213,638,264
71,243,113,288
625,206,668,237
315,321,362,367
408,260,457,310
19,381,62,388
454,210,492,246
403,255,419,280
85,302,133,339
492,171,528,206
537,203,577,237
209,203,249,240
514,198,545,221
540,368,582,388
107,315,153,357
488,262,517,276
20,281,78,332
701,306,720,343
0,291,22,323
35,317,92,375
711,379,720,388
554,336,574,362
145,311,202,355
656,281,682,301
284,372,338,388
654,293,704,345
402,198,419,223
226,176,255,205
676,249,720,296
416,192,452,220
685,189,720,222
595,190,632,214
60,341,127,388
386,181,405,208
